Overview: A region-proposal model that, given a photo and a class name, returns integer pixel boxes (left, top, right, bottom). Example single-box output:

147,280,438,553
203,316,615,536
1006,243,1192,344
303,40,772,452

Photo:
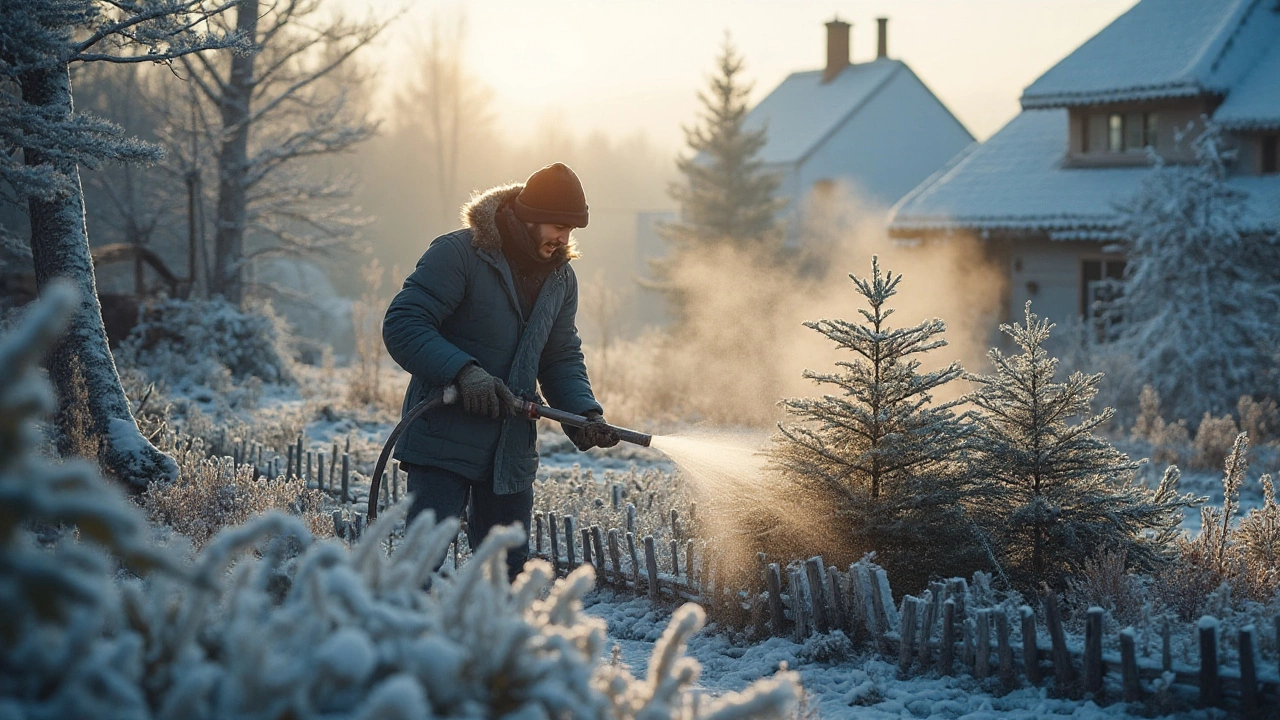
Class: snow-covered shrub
1108,122,1280,423
143,435,330,547
1155,434,1280,618
116,297,296,392
771,259,986,594
1190,412,1239,470
1063,549,1149,628
1129,385,1191,467
1237,395,1278,446
965,303,1199,592
0,288,801,720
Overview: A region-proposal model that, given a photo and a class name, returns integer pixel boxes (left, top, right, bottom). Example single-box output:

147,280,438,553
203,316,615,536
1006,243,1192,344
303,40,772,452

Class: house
746,18,976,240
887,0,1280,334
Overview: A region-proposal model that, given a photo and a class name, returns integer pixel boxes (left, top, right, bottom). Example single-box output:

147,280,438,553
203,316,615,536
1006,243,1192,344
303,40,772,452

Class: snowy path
583,592,1218,720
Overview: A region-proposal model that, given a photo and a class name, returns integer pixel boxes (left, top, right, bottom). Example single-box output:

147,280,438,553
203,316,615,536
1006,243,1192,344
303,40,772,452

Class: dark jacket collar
462,183,579,263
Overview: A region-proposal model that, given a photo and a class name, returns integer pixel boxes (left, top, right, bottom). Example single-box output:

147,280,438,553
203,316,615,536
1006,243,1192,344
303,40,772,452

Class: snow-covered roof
1020,0,1280,109
1214,38,1280,130
888,109,1280,238
744,60,901,165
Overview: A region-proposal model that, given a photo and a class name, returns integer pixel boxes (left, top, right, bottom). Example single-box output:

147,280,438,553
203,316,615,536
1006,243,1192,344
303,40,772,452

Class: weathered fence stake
766,563,785,635
286,445,294,481
626,503,636,536
644,535,660,602
685,540,696,590
317,453,325,493
805,557,829,634
940,599,955,675
306,451,313,488
608,529,623,587
1120,628,1141,703
564,516,577,568
919,590,936,667
1044,592,1075,694
296,435,304,481
1084,608,1104,697
826,566,847,636
341,453,350,503
975,609,990,680
548,514,561,574
627,532,641,589
391,461,399,504
899,597,918,674
1020,606,1041,685
1239,625,1258,716
592,526,607,578
534,514,545,556
669,539,679,578
788,568,807,642
996,611,1014,686
611,483,621,510
581,528,594,566
1198,617,1219,708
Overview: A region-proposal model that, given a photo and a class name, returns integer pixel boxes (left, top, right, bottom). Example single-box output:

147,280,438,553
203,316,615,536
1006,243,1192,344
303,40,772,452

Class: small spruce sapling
966,303,1199,592
772,257,983,591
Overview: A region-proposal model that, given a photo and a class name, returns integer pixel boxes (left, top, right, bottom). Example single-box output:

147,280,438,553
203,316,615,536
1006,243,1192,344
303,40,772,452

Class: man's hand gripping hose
367,384,651,521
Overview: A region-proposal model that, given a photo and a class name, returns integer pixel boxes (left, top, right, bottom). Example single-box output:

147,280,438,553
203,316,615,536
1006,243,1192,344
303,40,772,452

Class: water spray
367,384,652,521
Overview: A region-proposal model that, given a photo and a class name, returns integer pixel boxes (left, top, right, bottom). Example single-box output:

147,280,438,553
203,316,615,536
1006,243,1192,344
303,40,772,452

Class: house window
1081,258,1126,340
1108,114,1124,153
1089,112,1158,154
1263,135,1278,175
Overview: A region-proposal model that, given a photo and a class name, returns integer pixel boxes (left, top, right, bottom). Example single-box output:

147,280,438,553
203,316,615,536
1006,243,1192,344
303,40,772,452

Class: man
383,162,619,580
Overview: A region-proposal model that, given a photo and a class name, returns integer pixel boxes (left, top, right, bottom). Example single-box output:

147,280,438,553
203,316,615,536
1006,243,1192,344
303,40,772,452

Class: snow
888,109,1280,237
1020,0,1280,109
743,61,901,165
1215,38,1280,130
583,591,1222,720
1197,615,1219,631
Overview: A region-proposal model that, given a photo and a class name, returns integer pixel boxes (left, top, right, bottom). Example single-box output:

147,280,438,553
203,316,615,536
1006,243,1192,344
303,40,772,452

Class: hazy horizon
339,0,1140,154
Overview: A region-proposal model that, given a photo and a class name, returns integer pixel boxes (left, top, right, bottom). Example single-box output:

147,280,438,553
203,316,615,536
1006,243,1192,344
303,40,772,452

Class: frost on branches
0,289,798,720
965,303,1199,592
772,258,984,592
1109,123,1280,423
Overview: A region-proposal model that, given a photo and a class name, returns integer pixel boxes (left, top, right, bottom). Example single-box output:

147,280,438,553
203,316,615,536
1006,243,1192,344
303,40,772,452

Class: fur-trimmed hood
460,183,580,260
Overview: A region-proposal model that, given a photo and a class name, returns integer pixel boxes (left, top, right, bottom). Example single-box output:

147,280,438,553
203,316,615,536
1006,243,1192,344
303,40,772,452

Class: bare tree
0,0,244,489
394,10,497,226
181,0,386,304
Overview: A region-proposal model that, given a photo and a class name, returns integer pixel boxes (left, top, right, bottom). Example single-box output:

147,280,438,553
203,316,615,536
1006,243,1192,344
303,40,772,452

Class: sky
338,0,1140,153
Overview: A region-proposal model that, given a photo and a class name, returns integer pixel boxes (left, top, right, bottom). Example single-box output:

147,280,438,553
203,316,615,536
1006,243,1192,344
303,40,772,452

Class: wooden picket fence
531,501,1280,716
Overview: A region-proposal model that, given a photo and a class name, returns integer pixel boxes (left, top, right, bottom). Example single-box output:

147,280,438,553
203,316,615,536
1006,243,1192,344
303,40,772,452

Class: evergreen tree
1109,123,1280,423
771,258,984,592
967,303,1197,591
663,35,784,252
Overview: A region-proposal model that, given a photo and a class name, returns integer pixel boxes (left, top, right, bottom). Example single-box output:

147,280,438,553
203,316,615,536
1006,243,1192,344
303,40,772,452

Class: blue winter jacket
382,184,602,494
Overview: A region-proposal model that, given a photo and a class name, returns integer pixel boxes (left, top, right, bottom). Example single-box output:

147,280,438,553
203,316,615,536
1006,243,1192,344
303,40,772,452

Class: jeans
402,462,533,581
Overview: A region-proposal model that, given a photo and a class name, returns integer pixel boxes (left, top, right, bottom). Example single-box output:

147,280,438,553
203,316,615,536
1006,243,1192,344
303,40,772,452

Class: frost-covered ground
166,382,1264,720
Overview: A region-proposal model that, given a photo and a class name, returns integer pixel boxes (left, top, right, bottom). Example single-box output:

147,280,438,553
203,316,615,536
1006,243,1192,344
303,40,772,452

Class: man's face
531,223,573,260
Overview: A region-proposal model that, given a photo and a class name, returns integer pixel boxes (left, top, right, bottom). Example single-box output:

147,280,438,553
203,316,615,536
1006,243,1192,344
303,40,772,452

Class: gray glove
455,364,517,419
569,410,620,451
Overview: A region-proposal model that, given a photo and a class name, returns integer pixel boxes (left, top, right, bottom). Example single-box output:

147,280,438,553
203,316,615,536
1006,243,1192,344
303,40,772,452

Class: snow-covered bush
1129,385,1190,467
116,297,296,393
1237,395,1278,446
1,288,799,720
1109,122,1280,423
1190,412,1240,470
965,303,1199,592
1156,434,1280,617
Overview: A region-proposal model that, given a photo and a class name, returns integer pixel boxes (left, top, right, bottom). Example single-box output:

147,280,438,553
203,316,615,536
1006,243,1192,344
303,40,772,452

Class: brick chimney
877,17,889,59
823,18,851,83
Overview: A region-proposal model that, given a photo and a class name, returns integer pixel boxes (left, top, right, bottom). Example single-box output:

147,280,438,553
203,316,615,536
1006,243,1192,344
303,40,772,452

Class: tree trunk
211,0,258,305
19,65,178,490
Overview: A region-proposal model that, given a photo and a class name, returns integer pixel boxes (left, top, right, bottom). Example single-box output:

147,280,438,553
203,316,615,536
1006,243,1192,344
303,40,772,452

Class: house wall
795,67,975,211
1006,236,1124,330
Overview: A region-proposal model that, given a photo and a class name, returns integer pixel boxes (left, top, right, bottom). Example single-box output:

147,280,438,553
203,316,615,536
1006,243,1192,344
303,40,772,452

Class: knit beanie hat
512,163,589,228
